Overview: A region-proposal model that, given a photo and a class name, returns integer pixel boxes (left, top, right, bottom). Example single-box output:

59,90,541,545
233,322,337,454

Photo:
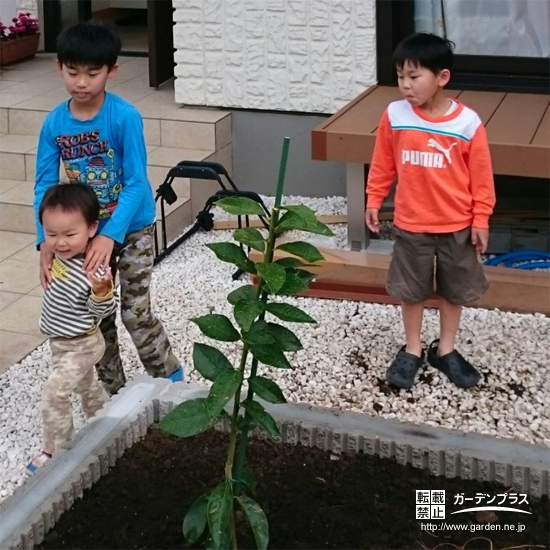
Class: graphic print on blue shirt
35,93,157,245
56,131,123,220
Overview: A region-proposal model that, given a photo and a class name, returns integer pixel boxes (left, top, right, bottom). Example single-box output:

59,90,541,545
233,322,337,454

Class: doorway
43,0,174,87
90,0,148,54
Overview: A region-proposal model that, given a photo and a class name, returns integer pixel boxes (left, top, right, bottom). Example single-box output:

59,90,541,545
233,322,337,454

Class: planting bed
35,428,549,550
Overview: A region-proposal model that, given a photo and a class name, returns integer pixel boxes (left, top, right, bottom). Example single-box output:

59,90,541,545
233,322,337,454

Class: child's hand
84,235,114,274
87,266,113,297
39,244,54,289
365,208,380,233
471,227,489,254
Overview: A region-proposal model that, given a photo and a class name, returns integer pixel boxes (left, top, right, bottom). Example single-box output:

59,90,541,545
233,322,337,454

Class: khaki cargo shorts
387,227,489,305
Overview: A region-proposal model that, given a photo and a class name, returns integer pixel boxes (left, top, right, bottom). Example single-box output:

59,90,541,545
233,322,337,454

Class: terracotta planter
0,33,40,67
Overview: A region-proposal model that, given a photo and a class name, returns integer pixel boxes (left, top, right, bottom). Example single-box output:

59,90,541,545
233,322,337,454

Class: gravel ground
0,195,548,502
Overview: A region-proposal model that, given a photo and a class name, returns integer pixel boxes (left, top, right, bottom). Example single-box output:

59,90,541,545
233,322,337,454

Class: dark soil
37,429,549,550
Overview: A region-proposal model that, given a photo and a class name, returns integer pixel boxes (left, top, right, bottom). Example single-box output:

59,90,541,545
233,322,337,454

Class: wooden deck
312,86,550,179
249,248,550,316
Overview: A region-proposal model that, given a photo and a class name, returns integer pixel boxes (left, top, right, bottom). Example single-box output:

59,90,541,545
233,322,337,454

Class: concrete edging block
0,375,170,550
1,378,548,549
160,385,550,499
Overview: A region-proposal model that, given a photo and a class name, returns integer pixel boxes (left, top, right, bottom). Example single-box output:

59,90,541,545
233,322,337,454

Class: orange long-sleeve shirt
366,100,496,232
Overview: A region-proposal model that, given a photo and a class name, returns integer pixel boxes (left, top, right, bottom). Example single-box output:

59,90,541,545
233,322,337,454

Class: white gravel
1,194,549,502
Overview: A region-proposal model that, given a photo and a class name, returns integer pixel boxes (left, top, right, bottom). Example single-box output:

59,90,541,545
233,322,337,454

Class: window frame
376,0,550,94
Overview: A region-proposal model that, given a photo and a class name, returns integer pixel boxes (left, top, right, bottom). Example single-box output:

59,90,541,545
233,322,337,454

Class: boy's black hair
39,184,100,226
56,22,121,70
393,33,454,73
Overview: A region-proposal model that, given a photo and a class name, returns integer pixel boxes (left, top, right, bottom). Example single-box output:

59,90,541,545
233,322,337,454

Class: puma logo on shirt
427,138,457,163
402,138,458,168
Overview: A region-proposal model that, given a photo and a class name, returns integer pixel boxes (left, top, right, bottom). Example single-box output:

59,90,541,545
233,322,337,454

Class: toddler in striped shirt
27,184,116,474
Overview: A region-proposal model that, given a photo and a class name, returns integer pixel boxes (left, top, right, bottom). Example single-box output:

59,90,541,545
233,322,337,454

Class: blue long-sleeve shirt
34,92,156,245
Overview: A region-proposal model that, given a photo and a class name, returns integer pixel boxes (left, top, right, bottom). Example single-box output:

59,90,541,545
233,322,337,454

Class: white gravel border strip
2,378,548,550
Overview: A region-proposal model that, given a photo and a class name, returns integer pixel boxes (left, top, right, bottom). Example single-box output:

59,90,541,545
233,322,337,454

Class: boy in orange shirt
365,33,496,390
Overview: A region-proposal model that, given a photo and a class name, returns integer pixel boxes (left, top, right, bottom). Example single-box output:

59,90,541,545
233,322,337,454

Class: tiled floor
0,54,180,113
0,230,46,373
0,53,184,374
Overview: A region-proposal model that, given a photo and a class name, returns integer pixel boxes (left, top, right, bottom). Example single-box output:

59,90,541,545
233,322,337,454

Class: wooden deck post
346,162,370,251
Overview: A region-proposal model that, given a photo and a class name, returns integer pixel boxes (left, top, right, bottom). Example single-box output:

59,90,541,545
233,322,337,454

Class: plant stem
230,512,238,550
233,137,291,490
224,346,249,482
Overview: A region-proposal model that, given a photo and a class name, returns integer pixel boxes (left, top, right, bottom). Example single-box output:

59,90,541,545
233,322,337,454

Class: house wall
172,0,375,197
15,0,36,15
172,0,377,115
0,0,18,22
12,0,43,51
232,110,345,197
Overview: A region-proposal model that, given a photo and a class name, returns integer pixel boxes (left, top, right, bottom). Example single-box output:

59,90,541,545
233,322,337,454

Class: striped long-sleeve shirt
40,255,117,339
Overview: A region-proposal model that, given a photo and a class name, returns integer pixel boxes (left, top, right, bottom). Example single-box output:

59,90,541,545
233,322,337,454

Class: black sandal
427,339,481,388
386,346,425,389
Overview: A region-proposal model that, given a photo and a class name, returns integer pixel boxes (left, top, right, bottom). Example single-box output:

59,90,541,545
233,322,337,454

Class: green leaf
227,284,257,305
193,343,233,382
207,369,242,419
233,227,265,252
191,314,241,342
183,491,210,543
276,241,325,263
235,495,269,550
158,398,213,438
275,211,335,237
206,242,256,274
256,262,286,293
276,272,309,296
243,400,280,437
266,322,303,351
279,204,317,222
295,268,316,285
265,303,316,324
275,257,305,269
215,196,266,216
243,320,275,345
250,343,292,369
207,482,233,548
234,301,264,332
249,376,287,404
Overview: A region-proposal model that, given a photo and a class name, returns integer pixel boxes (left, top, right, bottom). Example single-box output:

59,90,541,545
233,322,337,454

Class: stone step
0,178,193,244
0,104,231,150
0,139,218,180
0,140,230,247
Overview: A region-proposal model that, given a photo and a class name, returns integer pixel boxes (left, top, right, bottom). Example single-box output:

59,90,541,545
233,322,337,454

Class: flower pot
0,33,40,66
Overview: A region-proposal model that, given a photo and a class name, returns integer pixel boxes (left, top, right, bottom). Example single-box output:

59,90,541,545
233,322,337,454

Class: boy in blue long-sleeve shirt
34,22,183,393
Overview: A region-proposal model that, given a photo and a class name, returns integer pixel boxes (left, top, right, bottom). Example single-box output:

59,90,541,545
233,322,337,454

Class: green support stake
274,136,290,211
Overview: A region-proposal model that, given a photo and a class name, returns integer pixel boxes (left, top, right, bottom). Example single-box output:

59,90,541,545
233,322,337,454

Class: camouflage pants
96,224,179,394
42,330,108,453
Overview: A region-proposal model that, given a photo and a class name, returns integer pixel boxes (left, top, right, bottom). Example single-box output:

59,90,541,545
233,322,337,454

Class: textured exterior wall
173,0,377,114
15,0,43,50
16,0,37,15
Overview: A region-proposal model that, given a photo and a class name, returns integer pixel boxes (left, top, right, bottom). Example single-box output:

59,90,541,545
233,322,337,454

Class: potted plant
0,12,40,66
